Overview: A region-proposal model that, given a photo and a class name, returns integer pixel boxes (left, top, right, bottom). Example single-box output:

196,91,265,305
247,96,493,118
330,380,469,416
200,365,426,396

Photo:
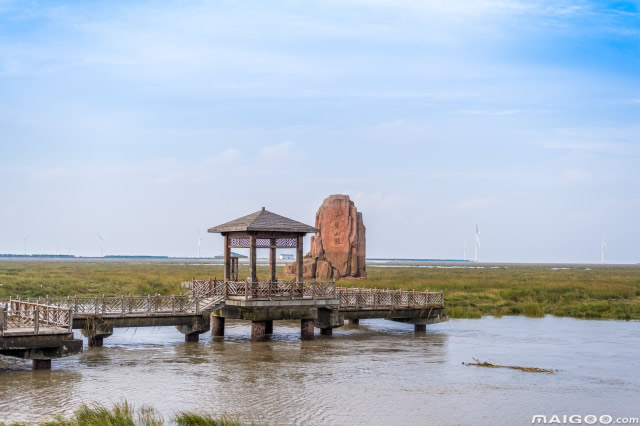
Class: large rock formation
286,194,366,280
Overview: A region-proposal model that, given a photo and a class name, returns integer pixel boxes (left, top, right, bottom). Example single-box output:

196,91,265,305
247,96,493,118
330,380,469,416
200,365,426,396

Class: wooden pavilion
208,207,319,283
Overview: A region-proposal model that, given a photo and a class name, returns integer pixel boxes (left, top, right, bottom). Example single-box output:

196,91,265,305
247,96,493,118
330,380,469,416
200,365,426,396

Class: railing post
171,295,175,313
244,281,248,301
121,296,125,314
94,296,99,314
102,294,106,314
312,281,316,299
147,295,151,313
0,305,5,336
196,296,200,314
225,281,229,298
34,309,40,335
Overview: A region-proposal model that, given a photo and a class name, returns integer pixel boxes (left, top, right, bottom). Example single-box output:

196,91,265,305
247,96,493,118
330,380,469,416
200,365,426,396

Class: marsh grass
0,400,252,425
41,401,163,425
173,412,248,425
1,260,638,320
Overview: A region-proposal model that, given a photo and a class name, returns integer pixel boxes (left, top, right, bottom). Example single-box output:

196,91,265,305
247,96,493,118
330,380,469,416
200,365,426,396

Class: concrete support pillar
349,319,360,325
414,324,426,333
320,327,332,336
249,235,258,283
81,323,113,347
88,336,104,347
32,359,51,370
270,239,277,283
265,320,273,335
301,319,314,340
185,333,200,342
212,316,225,337
251,321,267,342
224,234,231,281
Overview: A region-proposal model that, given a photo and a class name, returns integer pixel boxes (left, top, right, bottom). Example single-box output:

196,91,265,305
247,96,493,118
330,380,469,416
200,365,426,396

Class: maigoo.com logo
532,415,639,424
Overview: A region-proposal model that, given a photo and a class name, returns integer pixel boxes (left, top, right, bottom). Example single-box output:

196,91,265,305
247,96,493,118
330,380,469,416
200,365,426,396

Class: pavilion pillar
296,235,304,283
224,234,231,281
269,238,277,282
249,234,257,283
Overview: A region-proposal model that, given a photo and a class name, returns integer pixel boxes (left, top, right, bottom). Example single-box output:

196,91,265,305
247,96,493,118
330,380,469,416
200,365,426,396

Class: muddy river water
1,316,638,425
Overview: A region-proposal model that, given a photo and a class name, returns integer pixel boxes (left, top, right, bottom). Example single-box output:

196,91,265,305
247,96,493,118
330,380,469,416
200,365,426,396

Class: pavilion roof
208,208,319,234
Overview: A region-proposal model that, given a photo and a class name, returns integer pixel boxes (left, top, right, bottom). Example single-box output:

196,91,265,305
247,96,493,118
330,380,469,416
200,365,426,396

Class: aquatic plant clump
464,358,555,374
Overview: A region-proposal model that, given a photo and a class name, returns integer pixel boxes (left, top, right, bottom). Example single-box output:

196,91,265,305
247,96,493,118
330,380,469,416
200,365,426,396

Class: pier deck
1,280,447,369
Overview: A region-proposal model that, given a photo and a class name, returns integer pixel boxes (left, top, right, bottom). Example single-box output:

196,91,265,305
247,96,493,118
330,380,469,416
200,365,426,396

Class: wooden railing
0,300,73,335
184,279,337,301
337,288,444,309
1,281,444,324
12,295,196,316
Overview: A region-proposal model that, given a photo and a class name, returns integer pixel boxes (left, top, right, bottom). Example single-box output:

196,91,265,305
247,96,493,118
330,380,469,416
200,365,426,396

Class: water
1,317,638,425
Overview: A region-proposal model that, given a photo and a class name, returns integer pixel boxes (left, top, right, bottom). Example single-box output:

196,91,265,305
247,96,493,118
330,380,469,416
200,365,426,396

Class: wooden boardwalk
1,280,447,369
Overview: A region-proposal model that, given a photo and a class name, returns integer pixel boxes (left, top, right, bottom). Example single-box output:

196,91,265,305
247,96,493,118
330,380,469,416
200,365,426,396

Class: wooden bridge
1,280,447,369
1,208,448,369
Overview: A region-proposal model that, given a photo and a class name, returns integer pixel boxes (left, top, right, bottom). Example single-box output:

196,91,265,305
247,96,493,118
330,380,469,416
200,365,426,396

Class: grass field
1,260,639,320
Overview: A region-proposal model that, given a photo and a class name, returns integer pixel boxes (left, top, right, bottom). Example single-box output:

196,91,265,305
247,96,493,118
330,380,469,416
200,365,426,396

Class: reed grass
40,401,163,425
173,413,247,425
0,400,252,425
0,260,638,320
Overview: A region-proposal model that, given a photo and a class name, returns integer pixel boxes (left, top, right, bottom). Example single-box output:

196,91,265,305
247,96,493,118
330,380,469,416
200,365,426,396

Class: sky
0,0,639,263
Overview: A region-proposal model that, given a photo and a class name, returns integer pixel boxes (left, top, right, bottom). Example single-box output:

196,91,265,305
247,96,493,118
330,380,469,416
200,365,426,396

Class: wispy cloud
260,141,304,162
458,109,520,116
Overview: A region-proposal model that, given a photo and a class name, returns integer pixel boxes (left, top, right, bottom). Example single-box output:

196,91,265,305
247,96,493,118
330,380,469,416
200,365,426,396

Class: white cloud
259,141,304,162
458,109,520,116
203,149,242,166
542,142,620,152
448,196,497,210
559,168,591,185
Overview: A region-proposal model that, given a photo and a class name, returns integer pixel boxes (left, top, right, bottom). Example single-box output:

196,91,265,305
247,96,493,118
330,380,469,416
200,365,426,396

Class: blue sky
0,0,638,263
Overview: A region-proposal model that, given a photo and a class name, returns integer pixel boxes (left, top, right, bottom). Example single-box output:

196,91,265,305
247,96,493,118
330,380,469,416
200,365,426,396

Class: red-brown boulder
285,194,366,280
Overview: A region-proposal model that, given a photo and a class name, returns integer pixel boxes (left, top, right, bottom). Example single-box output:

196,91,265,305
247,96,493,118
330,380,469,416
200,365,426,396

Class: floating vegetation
463,358,555,374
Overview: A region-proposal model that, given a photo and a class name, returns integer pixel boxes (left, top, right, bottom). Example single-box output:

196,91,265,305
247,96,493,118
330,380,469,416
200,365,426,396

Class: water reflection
0,317,638,425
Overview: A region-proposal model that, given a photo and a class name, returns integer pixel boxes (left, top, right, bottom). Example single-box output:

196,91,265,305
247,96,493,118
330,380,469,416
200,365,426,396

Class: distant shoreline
0,254,637,267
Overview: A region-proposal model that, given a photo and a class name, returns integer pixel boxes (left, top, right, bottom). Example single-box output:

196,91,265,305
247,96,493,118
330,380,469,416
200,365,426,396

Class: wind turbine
197,228,203,258
474,225,480,263
601,236,607,265
98,233,104,257
464,240,468,261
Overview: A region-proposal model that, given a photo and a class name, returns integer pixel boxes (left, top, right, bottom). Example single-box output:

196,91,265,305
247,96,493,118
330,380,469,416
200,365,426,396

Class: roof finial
262,207,265,211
